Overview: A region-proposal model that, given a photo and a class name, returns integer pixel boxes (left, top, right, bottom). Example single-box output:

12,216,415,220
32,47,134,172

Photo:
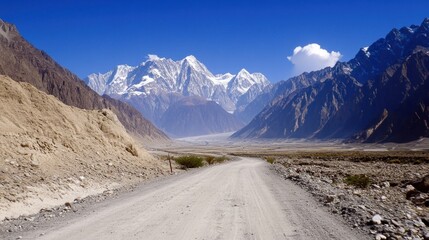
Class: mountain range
232,18,429,143
85,55,270,137
0,19,168,143
2,15,426,143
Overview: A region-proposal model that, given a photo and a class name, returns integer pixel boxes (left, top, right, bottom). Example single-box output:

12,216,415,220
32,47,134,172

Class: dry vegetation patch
172,154,229,169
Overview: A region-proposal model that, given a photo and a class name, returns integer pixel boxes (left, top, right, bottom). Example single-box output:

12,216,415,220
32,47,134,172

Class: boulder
372,214,383,225
412,174,429,193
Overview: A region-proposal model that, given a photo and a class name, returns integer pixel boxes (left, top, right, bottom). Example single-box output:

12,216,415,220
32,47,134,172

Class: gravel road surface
16,157,365,240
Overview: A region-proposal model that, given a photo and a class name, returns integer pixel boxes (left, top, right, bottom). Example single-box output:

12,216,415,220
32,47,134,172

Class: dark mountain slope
232,74,361,138
234,67,334,123
357,50,429,142
316,49,429,142
233,19,429,143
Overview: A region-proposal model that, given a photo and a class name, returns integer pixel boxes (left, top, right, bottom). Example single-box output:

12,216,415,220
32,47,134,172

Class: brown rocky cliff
0,19,168,143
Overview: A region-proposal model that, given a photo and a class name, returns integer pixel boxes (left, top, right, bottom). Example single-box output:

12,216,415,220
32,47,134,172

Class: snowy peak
147,54,162,61
180,55,214,78
235,68,269,85
85,54,271,114
228,68,270,96
181,55,199,67
237,68,251,77
184,55,197,62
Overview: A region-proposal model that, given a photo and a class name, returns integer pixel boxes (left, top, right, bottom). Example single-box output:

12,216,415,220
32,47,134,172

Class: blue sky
1,0,429,82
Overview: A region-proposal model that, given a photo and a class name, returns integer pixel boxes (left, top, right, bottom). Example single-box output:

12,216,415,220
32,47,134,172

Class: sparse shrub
213,156,227,163
175,155,204,168
344,174,372,188
388,159,402,164
205,156,215,165
265,157,275,164
158,155,170,161
204,155,228,165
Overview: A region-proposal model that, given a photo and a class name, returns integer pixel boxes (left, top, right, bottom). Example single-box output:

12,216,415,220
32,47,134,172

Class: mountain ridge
232,19,429,143
0,19,169,143
85,55,270,113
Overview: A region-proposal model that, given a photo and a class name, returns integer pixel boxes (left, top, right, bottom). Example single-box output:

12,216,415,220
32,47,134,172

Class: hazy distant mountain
85,55,270,136
233,18,429,143
159,96,244,137
0,19,168,143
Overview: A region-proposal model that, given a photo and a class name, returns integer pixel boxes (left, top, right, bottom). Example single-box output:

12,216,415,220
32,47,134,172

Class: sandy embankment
0,75,167,220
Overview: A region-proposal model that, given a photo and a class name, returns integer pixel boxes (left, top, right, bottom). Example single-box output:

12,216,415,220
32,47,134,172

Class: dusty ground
0,75,168,220
1,157,367,240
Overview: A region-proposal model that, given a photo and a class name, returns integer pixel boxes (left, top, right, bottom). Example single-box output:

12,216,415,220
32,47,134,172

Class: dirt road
17,157,365,240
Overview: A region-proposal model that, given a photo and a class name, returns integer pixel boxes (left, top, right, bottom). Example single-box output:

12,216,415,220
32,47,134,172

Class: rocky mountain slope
0,19,168,143
159,96,244,137
322,50,429,142
0,75,167,220
234,67,334,123
85,55,270,135
233,19,429,143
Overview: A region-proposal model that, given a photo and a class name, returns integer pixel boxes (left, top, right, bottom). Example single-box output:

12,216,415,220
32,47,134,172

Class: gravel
273,156,429,240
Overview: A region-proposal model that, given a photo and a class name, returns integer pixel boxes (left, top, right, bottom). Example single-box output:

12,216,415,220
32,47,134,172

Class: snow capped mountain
85,55,270,135
212,73,235,88
85,64,136,96
86,71,111,95
227,69,270,103
86,55,270,110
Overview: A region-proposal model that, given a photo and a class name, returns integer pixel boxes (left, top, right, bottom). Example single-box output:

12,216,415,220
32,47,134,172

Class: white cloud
287,43,342,75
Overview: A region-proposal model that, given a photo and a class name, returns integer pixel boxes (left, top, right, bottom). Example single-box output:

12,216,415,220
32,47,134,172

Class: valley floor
156,132,429,155
2,134,428,239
